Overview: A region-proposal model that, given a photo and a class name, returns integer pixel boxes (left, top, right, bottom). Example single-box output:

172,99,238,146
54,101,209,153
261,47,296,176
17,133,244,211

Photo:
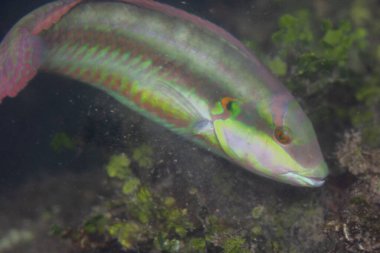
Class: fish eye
221,97,237,111
220,97,241,118
274,126,292,145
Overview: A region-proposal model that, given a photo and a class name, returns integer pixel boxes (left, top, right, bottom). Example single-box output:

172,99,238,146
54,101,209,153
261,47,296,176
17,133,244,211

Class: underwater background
0,0,379,252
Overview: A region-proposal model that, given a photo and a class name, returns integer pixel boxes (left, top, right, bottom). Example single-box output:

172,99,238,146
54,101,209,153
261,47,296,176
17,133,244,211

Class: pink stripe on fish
271,94,292,126
32,0,83,35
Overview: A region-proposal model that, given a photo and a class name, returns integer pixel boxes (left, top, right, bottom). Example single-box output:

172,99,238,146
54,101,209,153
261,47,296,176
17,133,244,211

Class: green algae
105,153,131,179
251,205,265,219
103,151,195,251
50,132,76,153
83,214,108,234
132,144,154,169
60,146,264,252
90,148,328,252
122,177,141,195
251,225,263,237
272,10,314,48
108,222,142,249
187,237,207,252
222,236,249,253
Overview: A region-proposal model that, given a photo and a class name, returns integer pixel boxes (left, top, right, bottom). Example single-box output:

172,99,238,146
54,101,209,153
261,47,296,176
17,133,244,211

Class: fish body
0,0,328,186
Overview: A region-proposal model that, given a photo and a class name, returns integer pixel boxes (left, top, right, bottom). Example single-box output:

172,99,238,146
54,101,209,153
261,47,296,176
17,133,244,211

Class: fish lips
280,171,326,187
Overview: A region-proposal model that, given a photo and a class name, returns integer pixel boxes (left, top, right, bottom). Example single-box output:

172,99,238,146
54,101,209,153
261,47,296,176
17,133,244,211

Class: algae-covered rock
336,130,380,176
327,129,380,251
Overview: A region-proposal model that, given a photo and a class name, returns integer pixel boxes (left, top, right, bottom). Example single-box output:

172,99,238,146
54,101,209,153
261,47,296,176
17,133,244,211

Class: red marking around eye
274,126,292,145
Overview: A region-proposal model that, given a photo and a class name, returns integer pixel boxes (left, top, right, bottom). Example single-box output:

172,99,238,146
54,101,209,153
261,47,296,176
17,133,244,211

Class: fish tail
0,0,82,102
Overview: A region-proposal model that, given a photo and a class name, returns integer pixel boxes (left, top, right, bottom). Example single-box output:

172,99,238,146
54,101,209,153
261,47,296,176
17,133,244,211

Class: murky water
1,1,379,253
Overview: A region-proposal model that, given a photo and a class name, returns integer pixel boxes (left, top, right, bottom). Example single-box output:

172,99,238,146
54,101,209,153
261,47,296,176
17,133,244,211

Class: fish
0,0,328,187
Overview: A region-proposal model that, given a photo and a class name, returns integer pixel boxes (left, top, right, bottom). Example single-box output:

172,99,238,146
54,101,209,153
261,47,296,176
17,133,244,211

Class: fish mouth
281,172,326,187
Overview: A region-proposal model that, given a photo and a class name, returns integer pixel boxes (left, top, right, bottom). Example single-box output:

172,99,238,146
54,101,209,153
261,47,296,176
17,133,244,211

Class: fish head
210,94,328,187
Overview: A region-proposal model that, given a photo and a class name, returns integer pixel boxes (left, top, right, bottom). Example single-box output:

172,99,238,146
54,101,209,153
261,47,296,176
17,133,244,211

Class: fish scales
41,4,219,128
48,2,275,98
